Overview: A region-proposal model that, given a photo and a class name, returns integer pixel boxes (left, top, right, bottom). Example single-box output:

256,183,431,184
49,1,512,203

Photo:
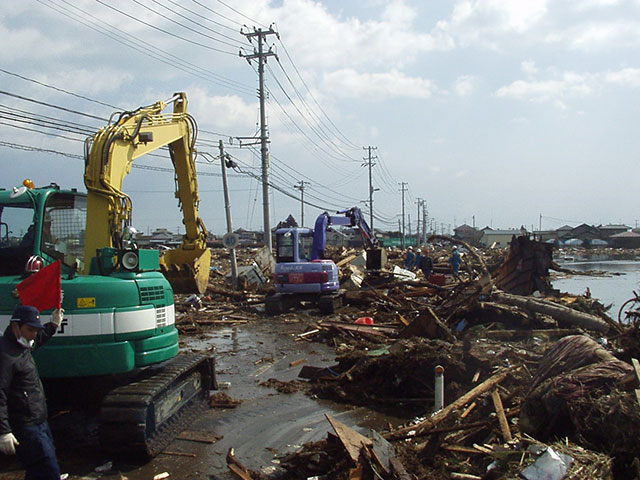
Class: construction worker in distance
403,246,415,270
0,305,64,480
449,245,462,281
418,247,434,280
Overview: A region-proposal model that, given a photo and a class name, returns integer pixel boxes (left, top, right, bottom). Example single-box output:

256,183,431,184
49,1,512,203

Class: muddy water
0,318,407,480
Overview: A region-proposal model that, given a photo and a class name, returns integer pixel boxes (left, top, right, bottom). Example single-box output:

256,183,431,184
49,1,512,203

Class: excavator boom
83,92,210,293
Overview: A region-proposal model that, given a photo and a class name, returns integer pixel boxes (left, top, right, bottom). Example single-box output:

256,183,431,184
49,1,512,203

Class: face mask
17,336,34,349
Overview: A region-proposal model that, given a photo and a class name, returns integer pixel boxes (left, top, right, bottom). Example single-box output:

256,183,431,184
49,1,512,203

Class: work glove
51,308,64,327
0,432,19,455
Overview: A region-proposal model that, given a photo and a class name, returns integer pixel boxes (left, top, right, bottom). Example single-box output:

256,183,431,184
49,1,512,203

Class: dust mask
17,336,34,349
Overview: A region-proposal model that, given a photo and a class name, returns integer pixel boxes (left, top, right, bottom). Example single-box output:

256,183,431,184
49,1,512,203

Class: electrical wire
37,0,254,95
93,0,238,55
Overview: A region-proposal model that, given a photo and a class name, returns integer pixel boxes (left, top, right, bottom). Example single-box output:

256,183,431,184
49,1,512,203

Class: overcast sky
2,0,640,236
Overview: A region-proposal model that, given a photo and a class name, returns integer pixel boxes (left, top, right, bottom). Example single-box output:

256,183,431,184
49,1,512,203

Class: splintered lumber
484,328,580,340
491,390,512,442
450,473,482,480
385,368,517,441
400,306,456,342
336,254,358,267
493,291,609,333
227,448,252,480
318,320,398,336
326,414,373,462
632,358,640,406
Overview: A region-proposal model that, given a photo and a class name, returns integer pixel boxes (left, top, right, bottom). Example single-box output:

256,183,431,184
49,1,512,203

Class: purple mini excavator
266,207,386,314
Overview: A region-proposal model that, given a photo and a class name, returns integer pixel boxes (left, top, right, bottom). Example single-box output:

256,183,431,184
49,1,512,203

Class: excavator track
98,353,216,460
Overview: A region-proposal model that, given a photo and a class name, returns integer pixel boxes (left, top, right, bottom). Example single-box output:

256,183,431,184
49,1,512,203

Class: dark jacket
419,255,434,277
0,322,57,434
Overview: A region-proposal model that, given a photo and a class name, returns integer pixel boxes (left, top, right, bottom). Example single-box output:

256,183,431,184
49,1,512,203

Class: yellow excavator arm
83,92,211,293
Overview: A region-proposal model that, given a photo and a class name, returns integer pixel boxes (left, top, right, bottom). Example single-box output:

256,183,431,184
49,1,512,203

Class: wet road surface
0,315,403,480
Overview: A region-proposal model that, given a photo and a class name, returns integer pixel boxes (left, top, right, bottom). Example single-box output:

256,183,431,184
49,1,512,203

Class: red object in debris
355,317,374,325
428,274,446,286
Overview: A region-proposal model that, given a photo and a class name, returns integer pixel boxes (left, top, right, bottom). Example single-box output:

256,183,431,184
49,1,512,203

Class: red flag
17,261,62,312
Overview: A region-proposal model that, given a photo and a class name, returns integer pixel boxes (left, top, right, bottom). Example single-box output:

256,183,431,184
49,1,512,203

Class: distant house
454,224,482,245
610,231,640,249
479,228,521,247
598,224,630,239
564,224,600,245
555,225,573,240
235,228,263,245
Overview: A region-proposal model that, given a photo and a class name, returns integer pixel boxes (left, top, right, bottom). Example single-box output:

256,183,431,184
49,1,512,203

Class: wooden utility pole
240,26,278,251
294,180,310,226
399,182,408,249
362,146,378,230
218,141,238,289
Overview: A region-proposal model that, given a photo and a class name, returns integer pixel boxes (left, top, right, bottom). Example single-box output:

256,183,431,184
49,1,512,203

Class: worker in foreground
0,305,64,479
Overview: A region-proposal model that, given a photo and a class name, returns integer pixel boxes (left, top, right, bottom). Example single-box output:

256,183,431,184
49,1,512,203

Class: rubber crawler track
98,352,216,460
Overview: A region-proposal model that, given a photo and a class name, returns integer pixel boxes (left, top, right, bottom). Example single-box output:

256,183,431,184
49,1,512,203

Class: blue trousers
14,421,61,480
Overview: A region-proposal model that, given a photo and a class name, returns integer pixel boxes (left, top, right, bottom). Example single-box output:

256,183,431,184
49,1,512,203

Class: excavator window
276,231,295,262
0,203,36,275
42,193,87,269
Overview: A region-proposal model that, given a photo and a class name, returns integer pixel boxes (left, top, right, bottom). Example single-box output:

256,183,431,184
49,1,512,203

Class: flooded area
553,260,640,319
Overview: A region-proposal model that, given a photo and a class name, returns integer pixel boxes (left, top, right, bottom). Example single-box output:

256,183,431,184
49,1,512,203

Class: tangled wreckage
168,234,640,480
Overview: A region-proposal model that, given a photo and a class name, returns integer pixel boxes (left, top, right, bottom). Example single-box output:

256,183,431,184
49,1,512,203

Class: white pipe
434,365,444,412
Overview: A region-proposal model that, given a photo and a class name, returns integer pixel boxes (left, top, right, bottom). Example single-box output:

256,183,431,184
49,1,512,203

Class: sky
2,0,640,236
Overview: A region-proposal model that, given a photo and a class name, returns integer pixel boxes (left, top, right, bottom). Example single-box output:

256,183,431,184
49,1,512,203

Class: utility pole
399,182,408,249
240,25,279,251
293,180,310,226
416,198,422,247
362,146,378,230
218,141,238,289
422,200,427,244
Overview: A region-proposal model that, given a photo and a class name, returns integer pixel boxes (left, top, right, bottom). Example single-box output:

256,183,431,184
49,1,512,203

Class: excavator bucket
160,247,212,294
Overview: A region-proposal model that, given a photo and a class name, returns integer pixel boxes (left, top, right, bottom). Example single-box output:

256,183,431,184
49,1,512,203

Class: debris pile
175,234,640,479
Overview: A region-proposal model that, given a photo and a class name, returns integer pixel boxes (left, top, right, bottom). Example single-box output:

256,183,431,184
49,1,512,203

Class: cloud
453,75,476,96
38,69,134,95
269,0,448,71
605,67,640,87
521,61,538,76
187,88,257,132
435,0,549,48
322,68,434,100
561,20,640,50
495,71,594,106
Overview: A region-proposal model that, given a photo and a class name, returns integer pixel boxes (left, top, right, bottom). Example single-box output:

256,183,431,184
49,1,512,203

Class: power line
0,68,120,110
38,0,254,95
93,0,238,54
129,0,245,49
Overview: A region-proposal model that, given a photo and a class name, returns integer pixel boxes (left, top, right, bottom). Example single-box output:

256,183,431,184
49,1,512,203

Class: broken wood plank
491,389,512,443
289,358,305,367
441,444,484,455
226,448,252,480
484,328,580,340
177,430,221,444
385,367,518,441
325,414,372,463
493,291,610,333
318,320,398,336
336,254,358,267
631,358,640,383
450,473,482,480
161,451,197,458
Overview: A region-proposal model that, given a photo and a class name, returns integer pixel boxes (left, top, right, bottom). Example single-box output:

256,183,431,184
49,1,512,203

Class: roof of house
482,229,521,236
599,224,631,230
610,231,640,238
